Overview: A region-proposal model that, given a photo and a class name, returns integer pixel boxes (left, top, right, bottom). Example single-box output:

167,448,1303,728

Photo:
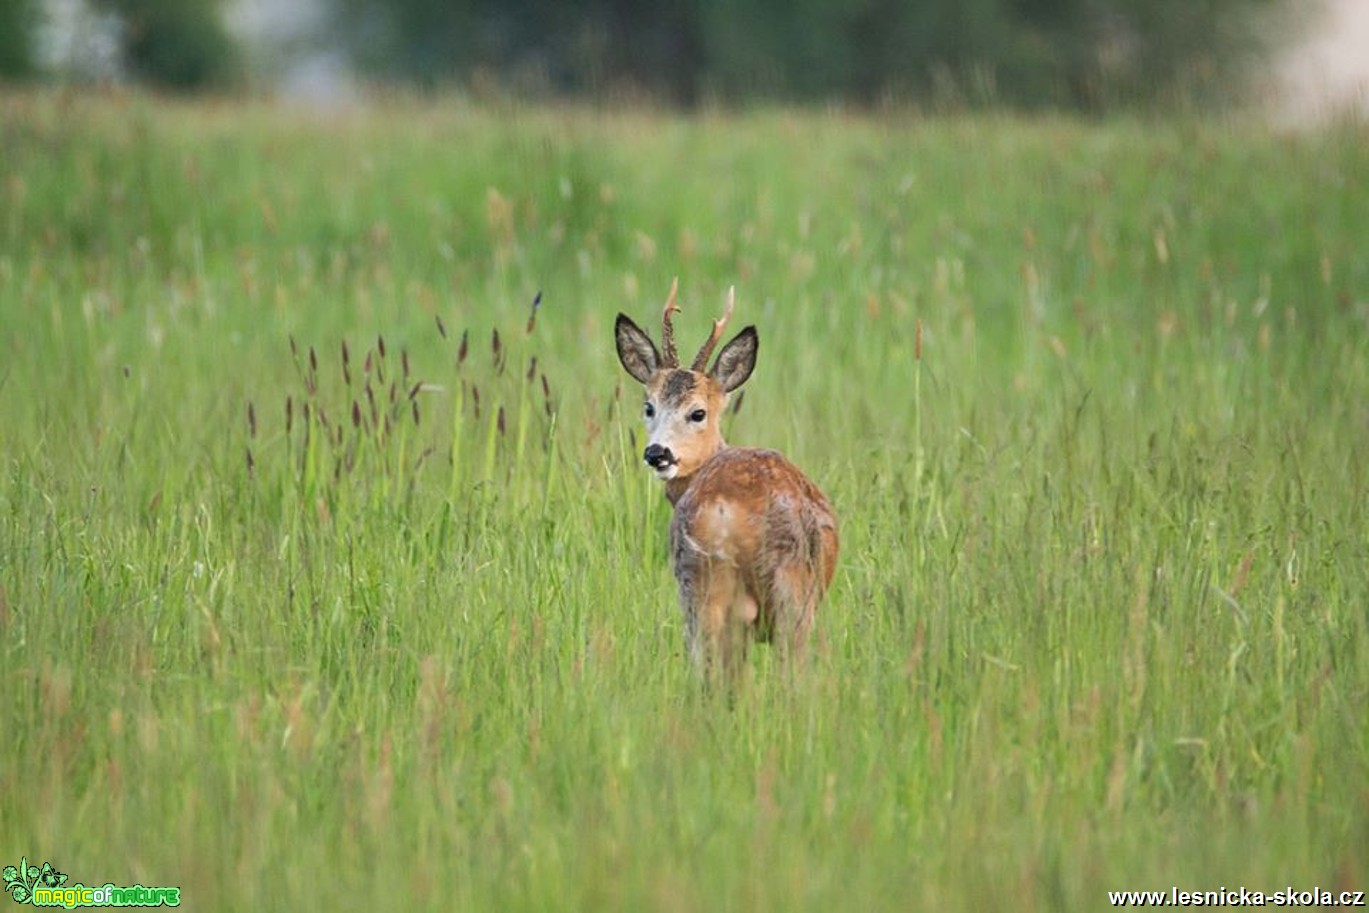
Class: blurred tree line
95,0,239,88
0,0,1280,109
330,0,1282,108
0,0,237,88
0,0,38,78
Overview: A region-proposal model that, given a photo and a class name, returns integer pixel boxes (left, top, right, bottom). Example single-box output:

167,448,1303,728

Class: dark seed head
352,401,361,428
526,356,537,382
526,292,541,334
247,401,257,438
457,330,468,365
285,395,293,434
377,335,387,359
435,315,448,338
497,406,506,436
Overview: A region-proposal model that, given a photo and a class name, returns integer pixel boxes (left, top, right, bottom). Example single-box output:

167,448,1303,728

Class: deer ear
710,326,757,393
615,313,660,384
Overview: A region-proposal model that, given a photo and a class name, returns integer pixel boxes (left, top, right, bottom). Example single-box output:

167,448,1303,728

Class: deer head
615,281,758,485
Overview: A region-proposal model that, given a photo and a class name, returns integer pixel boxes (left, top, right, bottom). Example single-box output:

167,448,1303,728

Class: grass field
1,90,1366,910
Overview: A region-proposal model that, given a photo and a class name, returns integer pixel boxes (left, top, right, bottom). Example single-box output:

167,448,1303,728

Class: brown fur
615,292,839,682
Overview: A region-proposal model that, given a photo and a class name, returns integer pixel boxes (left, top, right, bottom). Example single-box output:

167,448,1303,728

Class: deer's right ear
615,314,660,384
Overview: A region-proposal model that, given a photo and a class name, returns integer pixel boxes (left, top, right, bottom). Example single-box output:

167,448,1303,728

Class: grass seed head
526,290,542,334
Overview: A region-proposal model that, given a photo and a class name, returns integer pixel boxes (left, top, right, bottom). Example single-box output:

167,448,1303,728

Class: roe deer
615,281,839,681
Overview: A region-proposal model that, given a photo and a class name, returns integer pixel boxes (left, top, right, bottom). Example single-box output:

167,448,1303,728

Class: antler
691,286,735,371
660,277,681,368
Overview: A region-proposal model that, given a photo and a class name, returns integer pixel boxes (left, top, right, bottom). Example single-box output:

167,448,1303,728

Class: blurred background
0,0,1364,115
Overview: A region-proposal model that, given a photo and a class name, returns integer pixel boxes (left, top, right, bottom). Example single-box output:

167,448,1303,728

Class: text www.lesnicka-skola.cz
1108,887,1366,907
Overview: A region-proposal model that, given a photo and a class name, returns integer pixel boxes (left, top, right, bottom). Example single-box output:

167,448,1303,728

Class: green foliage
95,0,239,90
0,0,36,79
331,0,1277,108
0,92,1367,910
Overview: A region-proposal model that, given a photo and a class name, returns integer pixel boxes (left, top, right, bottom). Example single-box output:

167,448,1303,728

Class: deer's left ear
710,326,758,393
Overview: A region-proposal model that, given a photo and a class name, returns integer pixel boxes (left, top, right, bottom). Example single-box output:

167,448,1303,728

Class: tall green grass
1,90,1366,910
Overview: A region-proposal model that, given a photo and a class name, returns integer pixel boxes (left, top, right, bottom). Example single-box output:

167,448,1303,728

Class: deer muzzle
643,443,677,471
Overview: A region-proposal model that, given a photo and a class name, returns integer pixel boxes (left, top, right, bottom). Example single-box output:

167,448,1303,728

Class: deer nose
643,444,675,469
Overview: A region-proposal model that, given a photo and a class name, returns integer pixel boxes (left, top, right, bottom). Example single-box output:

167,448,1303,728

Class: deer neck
663,438,729,506
664,476,691,505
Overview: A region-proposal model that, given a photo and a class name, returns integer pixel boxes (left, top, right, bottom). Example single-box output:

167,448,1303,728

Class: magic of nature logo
3,858,180,908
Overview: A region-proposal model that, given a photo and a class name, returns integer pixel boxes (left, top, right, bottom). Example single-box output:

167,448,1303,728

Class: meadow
1,90,1366,910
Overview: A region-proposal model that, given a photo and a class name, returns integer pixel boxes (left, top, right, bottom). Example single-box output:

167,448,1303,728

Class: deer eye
688,408,707,423
644,402,655,419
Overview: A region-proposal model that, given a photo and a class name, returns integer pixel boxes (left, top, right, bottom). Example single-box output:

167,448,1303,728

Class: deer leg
770,562,821,668
682,558,749,685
